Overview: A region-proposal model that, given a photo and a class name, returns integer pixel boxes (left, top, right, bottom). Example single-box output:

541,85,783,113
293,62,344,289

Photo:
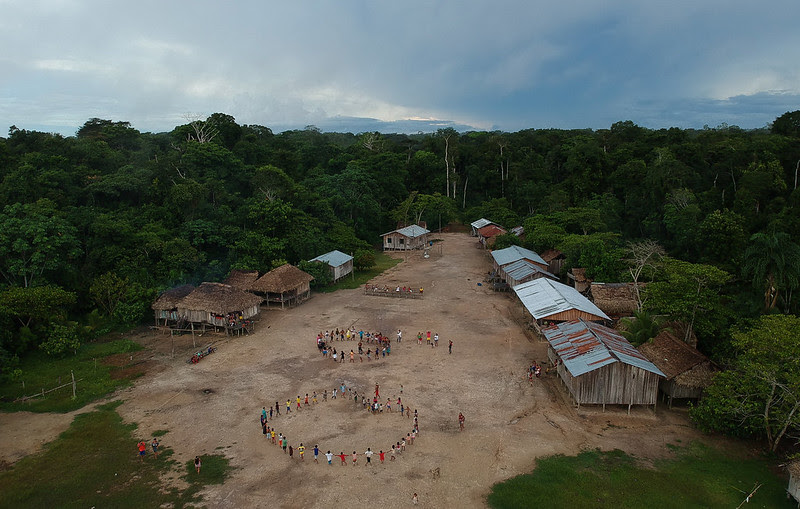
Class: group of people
136,438,160,462
528,360,542,383
258,382,421,467
316,328,395,362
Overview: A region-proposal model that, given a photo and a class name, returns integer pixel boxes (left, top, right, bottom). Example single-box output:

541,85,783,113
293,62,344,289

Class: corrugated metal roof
310,250,353,267
477,224,506,238
491,245,547,267
512,278,610,321
471,218,494,229
543,319,665,377
502,259,557,282
383,224,430,238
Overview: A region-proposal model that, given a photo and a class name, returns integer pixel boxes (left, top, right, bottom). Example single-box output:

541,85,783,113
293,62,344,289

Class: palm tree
742,232,800,312
621,310,665,346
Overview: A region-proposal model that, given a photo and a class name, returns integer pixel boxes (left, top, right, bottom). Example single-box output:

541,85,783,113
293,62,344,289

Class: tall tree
742,232,800,312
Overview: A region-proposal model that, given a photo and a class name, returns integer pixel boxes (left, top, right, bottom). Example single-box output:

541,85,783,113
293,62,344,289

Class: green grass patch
0,401,232,508
317,252,402,292
0,339,143,413
487,443,792,509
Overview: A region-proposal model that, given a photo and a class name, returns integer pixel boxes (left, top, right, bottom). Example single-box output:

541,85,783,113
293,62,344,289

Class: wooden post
71,370,76,400
191,322,196,348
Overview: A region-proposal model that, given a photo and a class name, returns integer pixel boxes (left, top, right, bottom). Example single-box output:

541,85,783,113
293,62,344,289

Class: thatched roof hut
540,249,565,275
638,330,718,406
568,268,591,293
177,282,262,325
152,284,195,326
250,264,314,309
224,269,260,290
590,283,641,319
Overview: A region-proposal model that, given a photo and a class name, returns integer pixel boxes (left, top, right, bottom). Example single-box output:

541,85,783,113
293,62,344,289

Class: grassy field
0,338,143,413
317,252,402,292
487,443,792,509
0,401,231,508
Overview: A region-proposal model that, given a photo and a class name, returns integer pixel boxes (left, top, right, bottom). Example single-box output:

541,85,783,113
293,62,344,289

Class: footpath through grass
487,443,792,509
317,252,402,292
0,401,231,508
0,338,143,413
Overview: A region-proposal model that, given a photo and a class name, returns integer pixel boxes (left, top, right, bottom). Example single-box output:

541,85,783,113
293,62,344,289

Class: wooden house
540,249,565,276
381,224,430,251
500,259,558,287
309,250,354,282
223,269,260,290
513,278,610,329
250,264,314,309
491,245,549,273
152,284,195,326
590,282,640,320
176,282,262,328
477,224,507,248
568,268,591,293
470,218,500,236
638,331,718,407
543,319,665,411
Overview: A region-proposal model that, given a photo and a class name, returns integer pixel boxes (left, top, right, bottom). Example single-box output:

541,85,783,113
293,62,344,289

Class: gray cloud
1,0,798,136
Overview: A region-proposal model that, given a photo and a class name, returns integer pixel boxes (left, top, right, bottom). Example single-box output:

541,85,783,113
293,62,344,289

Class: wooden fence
14,370,80,403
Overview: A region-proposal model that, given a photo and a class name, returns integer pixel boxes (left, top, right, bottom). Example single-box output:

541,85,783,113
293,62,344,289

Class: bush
354,249,376,271
40,324,81,357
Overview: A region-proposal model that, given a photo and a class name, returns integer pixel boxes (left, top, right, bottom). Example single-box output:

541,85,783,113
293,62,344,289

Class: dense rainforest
2,111,800,448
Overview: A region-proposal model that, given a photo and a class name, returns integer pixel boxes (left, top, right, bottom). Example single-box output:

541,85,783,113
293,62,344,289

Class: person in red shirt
338,451,347,466
137,441,147,462
379,450,385,463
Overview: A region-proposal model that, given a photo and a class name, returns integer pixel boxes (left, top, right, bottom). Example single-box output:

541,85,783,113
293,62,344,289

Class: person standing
459,412,465,431
364,448,373,465
375,383,380,399
269,406,274,420
313,445,319,463
449,340,453,354
298,443,305,460
286,399,292,413
261,414,267,436
426,331,431,346
434,333,439,347
379,450,385,463
339,451,347,466
137,440,147,462
351,451,358,466
151,438,160,458
397,329,402,343
325,450,333,465
412,493,418,505
288,444,294,459
296,395,302,410
194,456,202,473
261,407,268,422
275,401,281,416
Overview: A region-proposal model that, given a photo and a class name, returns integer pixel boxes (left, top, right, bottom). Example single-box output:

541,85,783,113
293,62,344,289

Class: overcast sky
2,0,799,136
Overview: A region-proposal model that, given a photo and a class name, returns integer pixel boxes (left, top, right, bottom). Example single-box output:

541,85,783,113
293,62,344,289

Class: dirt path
0,233,709,507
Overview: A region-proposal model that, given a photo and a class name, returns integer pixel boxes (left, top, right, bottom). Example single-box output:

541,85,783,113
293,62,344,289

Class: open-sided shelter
638,331,718,407
310,250,354,282
250,264,314,309
152,284,195,326
381,224,430,251
544,319,665,411
176,282,261,329
223,269,260,290
513,278,610,328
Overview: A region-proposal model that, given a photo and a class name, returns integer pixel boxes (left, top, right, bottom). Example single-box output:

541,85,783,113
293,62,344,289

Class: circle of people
258,382,421,466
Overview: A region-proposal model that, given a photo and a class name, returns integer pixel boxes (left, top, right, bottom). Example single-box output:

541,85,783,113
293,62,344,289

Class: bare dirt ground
1,233,716,507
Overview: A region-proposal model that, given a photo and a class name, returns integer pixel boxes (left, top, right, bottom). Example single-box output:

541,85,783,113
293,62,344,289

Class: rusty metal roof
543,319,665,377
513,278,610,321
